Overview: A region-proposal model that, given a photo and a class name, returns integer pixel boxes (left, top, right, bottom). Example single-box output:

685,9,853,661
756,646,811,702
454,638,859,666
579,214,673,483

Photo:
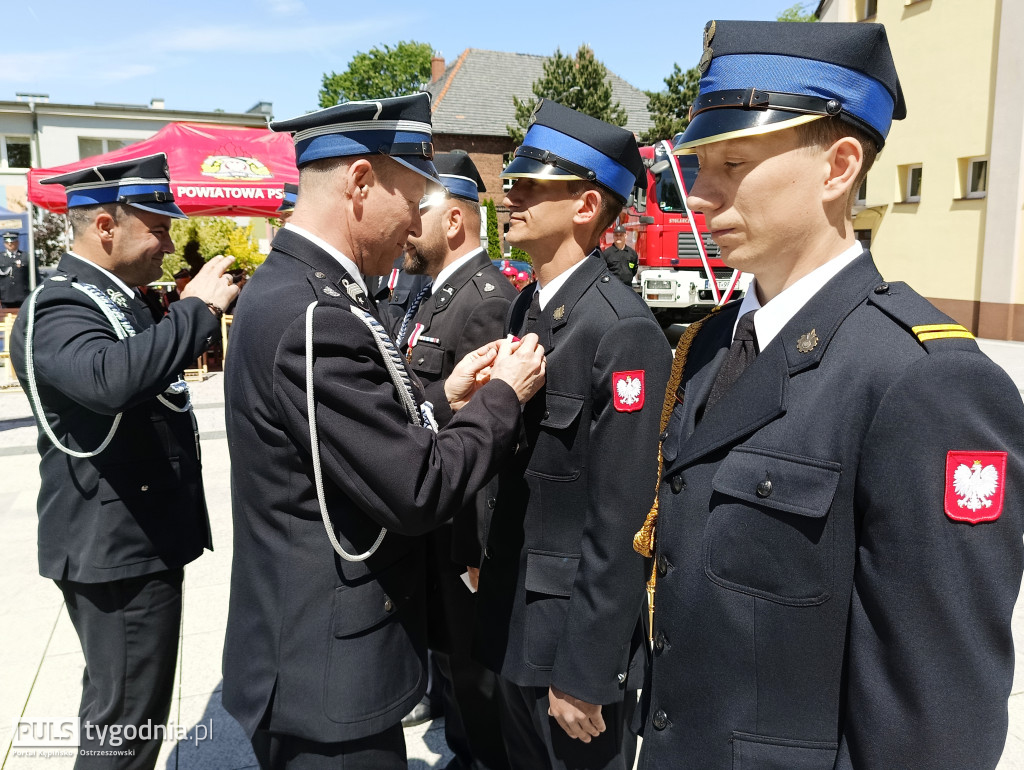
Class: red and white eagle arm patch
612,370,645,413
944,450,1007,523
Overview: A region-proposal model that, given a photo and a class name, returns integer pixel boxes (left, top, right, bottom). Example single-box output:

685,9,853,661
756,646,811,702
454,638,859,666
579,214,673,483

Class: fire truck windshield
653,155,700,214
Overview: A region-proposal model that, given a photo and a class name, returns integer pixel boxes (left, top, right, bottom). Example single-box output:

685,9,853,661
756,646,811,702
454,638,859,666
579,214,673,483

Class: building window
966,157,988,199
855,228,872,250
2,136,31,168
855,178,867,206
860,0,878,18
78,137,133,160
899,164,922,203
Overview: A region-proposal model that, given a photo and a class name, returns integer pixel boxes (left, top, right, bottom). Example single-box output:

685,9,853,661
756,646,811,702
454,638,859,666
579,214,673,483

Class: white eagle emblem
616,375,642,406
953,460,999,511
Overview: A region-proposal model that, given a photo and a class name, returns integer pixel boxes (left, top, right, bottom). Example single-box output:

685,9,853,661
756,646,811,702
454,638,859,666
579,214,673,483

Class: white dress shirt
536,254,591,311
733,243,865,346
67,252,135,297
433,247,484,293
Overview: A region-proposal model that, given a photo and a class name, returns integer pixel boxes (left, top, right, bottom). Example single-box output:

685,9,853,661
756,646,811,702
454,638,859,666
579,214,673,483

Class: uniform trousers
495,678,638,770
57,568,184,770
250,723,407,769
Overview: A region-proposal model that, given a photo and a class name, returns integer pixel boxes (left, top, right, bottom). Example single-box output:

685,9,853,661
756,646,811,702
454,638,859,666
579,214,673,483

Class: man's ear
446,204,463,238
823,136,863,204
347,159,374,200
572,187,602,227
95,210,116,243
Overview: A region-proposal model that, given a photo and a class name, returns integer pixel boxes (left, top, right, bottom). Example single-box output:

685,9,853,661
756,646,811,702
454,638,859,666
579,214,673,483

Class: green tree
641,64,701,144
319,41,433,107
777,2,818,21
166,217,265,280
483,198,501,262
510,246,531,265
507,45,627,144
33,211,67,267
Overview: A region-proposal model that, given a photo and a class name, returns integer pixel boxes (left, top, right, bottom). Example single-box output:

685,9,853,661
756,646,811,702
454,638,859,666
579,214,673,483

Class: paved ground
1,338,1024,768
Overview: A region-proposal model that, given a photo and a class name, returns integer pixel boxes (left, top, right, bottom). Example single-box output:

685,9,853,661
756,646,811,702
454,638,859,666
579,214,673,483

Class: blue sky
4,0,792,121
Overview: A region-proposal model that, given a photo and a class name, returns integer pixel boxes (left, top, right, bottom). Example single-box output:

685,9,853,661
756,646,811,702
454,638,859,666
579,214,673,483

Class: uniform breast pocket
408,341,445,378
704,448,841,606
525,392,585,481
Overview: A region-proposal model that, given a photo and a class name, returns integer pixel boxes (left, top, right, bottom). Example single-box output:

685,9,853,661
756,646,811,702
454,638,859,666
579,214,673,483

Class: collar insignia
484,282,495,292
796,329,819,354
323,286,341,297
107,288,129,308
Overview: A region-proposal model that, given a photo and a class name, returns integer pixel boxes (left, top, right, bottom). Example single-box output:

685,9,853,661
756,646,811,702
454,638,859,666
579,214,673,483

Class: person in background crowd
0,230,30,308
601,225,638,286
635,21,1024,770
402,151,518,770
10,153,237,769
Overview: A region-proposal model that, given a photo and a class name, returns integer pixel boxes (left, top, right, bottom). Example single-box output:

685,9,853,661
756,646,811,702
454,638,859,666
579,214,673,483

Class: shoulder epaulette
868,281,977,350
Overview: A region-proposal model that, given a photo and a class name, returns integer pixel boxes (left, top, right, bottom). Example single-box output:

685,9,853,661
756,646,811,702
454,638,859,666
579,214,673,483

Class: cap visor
500,155,583,182
128,200,188,219
276,203,295,214
391,155,441,185
674,110,823,153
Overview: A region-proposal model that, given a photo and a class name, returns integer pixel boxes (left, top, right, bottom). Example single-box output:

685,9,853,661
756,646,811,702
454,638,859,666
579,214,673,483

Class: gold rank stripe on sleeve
912,323,975,343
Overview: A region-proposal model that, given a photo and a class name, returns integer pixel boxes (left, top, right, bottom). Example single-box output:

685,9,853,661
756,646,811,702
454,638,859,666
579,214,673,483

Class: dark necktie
705,310,758,412
521,287,541,336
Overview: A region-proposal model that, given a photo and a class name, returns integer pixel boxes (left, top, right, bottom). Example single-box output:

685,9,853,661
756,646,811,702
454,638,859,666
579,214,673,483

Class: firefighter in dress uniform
634,21,1024,770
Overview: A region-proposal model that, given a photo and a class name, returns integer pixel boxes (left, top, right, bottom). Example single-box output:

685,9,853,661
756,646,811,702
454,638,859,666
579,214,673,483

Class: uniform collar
65,251,135,296
284,222,368,295
432,247,484,293
536,251,594,311
736,242,865,347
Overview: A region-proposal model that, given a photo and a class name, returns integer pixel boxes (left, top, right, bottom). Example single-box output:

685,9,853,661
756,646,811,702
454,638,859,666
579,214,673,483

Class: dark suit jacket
221,228,523,743
475,254,672,705
10,254,216,583
370,257,434,336
638,252,1024,770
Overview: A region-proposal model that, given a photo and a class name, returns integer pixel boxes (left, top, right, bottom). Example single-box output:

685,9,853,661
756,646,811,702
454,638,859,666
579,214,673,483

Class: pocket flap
332,558,419,638
389,288,410,304
540,392,584,430
98,458,182,503
409,342,444,375
524,551,580,597
712,448,840,519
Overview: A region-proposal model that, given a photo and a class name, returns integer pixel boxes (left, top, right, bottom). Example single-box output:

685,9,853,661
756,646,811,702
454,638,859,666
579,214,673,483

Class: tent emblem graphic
200,155,273,180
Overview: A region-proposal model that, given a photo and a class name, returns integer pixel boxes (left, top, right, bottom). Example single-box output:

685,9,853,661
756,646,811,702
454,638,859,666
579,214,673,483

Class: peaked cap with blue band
675,21,906,152
277,182,298,214
501,100,644,203
434,152,485,202
40,153,186,219
270,92,440,185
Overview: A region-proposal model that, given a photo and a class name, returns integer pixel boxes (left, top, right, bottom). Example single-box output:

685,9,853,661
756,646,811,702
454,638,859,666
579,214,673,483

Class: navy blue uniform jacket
475,255,673,705
10,254,216,583
638,252,1024,769
221,229,523,743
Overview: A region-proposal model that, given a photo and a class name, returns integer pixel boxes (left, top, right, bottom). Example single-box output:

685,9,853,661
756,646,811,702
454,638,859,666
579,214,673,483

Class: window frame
77,137,133,161
1,135,32,169
966,157,988,199
905,164,923,203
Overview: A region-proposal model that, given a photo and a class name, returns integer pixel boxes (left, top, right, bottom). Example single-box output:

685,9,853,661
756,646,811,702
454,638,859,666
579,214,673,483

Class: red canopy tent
28,122,298,218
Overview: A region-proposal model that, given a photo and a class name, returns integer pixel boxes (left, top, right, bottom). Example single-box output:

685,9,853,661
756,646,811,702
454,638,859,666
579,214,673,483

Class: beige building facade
816,0,1024,339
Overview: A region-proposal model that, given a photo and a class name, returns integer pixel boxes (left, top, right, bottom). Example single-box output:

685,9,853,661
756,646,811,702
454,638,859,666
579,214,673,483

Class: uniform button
659,430,669,442
617,672,627,684
652,710,669,730
670,475,684,494
483,546,493,559
756,477,773,498
656,554,669,577
544,410,550,419
417,357,425,365
601,276,610,283
140,485,149,492
654,631,667,653
487,497,496,509
384,598,394,612
873,282,889,294
315,272,326,279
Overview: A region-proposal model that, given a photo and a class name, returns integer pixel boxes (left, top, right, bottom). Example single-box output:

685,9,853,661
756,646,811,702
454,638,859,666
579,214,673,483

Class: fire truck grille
677,231,721,261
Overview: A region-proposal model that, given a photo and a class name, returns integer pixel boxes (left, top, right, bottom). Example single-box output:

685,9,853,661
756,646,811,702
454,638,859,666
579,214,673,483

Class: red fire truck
604,140,750,325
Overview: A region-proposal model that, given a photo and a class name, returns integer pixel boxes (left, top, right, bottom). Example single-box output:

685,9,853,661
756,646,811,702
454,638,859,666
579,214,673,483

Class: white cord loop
304,301,437,562
23,280,192,459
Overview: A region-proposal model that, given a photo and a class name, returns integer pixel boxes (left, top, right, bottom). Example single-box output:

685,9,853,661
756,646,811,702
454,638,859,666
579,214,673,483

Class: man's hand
181,255,240,312
489,333,545,404
466,566,480,591
548,686,605,742
446,341,501,411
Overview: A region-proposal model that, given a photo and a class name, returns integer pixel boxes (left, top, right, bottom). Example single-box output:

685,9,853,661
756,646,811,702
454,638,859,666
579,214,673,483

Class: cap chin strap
304,300,438,563
690,88,843,121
